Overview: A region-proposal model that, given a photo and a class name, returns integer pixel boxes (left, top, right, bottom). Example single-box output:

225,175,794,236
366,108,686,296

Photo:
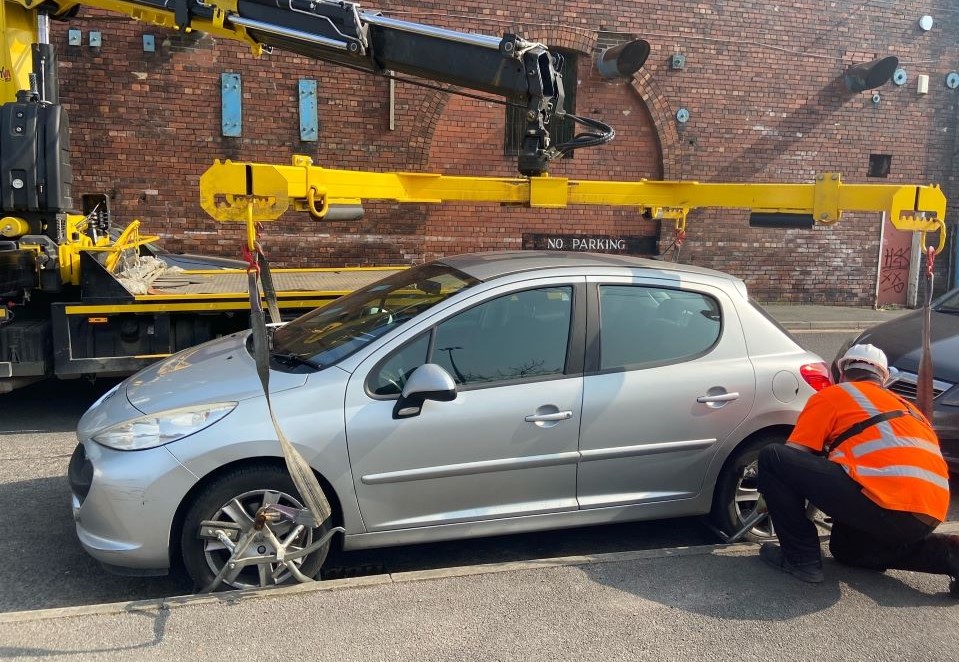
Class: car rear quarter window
599,285,721,370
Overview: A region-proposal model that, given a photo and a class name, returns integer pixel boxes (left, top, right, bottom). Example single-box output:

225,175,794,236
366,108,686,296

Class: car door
344,279,586,531
576,277,755,508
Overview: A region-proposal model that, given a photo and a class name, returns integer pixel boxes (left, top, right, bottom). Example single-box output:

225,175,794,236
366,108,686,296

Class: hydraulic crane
0,0,620,392
0,0,950,396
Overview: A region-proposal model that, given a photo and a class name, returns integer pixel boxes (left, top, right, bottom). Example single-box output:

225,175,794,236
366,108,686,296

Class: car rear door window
599,285,720,370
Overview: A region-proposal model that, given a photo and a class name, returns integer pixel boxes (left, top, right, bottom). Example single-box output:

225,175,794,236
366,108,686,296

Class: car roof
438,250,739,283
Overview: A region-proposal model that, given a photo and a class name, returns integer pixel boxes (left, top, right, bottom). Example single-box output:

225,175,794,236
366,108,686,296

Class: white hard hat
838,343,889,382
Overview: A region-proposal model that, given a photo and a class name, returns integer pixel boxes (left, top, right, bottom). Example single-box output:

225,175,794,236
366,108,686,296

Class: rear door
576,277,755,508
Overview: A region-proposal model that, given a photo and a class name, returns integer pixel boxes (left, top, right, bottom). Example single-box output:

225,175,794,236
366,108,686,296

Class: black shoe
760,543,824,584
947,535,959,599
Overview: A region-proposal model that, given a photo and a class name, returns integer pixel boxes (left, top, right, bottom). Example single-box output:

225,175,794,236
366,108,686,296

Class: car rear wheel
710,434,783,542
180,465,331,591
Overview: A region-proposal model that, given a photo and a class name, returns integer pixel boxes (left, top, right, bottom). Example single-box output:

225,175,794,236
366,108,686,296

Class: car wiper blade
271,352,323,370
935,307,959,315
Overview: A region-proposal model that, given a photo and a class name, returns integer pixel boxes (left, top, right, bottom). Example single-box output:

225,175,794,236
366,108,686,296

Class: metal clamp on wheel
198,503,345,593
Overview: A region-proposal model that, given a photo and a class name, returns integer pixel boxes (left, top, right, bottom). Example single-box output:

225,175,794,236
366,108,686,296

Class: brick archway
629,71,679,180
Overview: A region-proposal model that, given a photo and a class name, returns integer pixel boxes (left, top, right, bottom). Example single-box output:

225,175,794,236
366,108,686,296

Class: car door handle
696,392,740,403
525,411,573,422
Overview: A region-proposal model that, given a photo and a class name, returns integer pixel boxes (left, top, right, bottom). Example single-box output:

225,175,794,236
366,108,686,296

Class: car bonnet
858,309,959,383
124,332,309,414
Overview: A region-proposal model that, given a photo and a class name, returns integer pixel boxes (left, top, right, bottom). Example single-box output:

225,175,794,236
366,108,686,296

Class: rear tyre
180,465,331,591
710,433,784,542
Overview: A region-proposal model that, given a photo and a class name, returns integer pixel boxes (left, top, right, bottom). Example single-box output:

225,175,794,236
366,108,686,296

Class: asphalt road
4,329,950,615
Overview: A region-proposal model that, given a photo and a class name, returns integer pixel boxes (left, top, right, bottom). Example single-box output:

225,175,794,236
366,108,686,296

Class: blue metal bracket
143,35,155,53
299,79,319,142
221,73,242,137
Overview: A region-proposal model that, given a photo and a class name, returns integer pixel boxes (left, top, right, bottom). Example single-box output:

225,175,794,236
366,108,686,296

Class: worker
756,343,958,594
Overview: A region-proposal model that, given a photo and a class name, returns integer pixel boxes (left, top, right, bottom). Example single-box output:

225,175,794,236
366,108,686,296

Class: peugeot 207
70,251,831,589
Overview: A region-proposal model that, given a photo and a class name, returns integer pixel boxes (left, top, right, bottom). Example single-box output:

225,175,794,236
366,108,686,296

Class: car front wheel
180,465,332,591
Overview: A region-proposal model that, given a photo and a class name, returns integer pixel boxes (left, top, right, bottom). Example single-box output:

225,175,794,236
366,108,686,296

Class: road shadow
580,547,954,622
0,379,121,434
0,606,170,658
0,476,191,614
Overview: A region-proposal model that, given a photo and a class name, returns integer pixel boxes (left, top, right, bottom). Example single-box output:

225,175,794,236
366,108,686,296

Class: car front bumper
69,441,199,574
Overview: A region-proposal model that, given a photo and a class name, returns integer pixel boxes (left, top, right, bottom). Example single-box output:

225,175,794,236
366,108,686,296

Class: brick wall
54,1,959,304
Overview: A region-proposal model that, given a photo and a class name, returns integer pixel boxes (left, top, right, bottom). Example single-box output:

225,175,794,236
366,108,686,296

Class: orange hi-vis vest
788,381,950,522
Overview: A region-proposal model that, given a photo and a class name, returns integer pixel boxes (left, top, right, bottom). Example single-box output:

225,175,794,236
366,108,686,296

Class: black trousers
757,444,957,574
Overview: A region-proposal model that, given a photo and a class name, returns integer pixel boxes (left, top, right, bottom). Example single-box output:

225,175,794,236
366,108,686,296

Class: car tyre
180,465,332,591
710,433,784,542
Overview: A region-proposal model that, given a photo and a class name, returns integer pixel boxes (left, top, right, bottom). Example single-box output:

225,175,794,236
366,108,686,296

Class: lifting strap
246,243,332,524
916,246,936,420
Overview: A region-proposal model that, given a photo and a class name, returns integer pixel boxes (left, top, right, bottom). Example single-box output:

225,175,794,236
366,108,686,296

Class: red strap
242,244,259,274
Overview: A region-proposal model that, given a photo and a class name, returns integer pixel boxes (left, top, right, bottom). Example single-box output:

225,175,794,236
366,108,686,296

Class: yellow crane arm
200,155,949,254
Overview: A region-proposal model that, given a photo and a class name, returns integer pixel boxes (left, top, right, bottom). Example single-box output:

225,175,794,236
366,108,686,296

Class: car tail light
800,362,833,391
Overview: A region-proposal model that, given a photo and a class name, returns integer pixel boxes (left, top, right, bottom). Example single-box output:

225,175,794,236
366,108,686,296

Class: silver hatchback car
70,251,831,589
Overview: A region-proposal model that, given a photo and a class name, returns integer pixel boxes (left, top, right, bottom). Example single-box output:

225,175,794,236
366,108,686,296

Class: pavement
2,301,955,661
761,302,912,331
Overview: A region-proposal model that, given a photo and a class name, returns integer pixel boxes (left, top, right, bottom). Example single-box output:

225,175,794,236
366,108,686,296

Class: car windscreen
934,288,959,313
270,262,480,367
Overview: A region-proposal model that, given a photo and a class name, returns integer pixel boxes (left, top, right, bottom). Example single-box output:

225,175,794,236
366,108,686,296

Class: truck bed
143,267,402,298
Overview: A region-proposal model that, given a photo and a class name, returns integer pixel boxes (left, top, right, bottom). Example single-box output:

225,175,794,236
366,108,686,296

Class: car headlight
92,402,237,451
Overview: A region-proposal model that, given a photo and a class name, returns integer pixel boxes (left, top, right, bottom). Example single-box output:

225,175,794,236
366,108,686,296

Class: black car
833,288,959,471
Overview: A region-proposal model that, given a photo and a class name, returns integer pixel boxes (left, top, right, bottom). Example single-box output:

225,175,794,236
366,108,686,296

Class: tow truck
0,0,949,395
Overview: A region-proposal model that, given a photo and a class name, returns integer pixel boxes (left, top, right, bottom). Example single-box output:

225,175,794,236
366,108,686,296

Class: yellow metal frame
201,156,949,254
12,0,265,54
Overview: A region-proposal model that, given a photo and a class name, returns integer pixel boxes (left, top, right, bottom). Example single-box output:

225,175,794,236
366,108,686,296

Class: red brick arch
629,71,679,180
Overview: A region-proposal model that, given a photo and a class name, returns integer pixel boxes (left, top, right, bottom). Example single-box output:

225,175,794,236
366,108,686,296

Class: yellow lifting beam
200,155,949,254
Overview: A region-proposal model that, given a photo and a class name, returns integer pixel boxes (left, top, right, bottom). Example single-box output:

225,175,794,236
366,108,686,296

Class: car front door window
433,287,572,386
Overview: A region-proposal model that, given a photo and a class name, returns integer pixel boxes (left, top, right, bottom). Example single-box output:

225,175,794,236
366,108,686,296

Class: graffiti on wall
879,246,910,295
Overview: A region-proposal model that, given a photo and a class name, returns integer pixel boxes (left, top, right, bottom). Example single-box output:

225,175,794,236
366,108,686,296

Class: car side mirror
392,363,457,419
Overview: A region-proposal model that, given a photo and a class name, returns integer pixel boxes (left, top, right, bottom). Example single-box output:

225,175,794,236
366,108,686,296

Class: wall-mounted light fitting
917,74,929,95
68,29,81,46
595,39,651,79
919,15,934,31
892,68,908,85
89,31,102,48
670,54,686,70
676,107,690,123
843,56,898,93
946,72,959,89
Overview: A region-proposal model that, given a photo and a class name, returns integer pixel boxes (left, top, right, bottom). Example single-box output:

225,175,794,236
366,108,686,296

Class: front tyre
180,465,331,591
710,434,784,542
